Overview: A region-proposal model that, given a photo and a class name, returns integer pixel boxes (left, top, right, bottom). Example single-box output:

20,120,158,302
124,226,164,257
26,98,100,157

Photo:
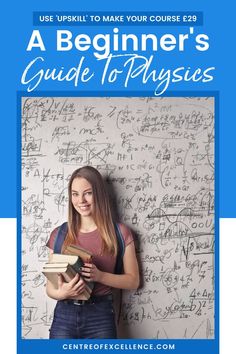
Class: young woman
46,166,139,339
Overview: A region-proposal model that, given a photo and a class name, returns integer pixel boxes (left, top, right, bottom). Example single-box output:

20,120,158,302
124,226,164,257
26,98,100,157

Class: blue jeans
49,299,117,339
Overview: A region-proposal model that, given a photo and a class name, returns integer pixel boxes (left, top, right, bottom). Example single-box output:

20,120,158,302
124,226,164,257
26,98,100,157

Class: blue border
17,92,22,348
17,90,219,354
215,93,219,345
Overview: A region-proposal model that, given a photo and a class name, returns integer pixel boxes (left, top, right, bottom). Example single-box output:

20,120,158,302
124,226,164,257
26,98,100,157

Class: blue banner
33,12,203,26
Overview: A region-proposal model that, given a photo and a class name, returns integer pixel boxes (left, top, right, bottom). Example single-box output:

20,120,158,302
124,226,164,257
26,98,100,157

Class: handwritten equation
21,96,215,339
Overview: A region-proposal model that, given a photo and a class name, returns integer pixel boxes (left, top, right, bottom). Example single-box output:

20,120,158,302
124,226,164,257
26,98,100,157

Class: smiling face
71,177,94,218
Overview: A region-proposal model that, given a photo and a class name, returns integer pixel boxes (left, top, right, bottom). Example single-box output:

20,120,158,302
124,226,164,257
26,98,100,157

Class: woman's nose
78,194,85,203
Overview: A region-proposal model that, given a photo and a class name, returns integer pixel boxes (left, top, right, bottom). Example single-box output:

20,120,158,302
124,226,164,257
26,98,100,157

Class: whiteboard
21,96,215,339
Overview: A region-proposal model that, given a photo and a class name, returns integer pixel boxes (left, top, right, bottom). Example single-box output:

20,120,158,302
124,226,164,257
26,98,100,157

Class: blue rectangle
18,91,219,354
33,12,203,26
18,339,217,354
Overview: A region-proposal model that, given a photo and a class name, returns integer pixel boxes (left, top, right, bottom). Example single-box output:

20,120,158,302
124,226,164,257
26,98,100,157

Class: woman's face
71,177,94,217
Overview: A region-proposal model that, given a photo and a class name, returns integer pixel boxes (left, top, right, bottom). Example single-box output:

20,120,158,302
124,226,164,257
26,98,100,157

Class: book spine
62,265,77,282
71,258,84,273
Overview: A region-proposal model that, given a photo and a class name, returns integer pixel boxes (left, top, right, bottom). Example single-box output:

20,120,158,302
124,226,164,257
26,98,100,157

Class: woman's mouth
78,205,90,211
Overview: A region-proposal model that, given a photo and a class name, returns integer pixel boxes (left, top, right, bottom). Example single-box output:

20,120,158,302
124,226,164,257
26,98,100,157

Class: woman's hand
81,263,103,282
57,273,86,299
80,243,139,290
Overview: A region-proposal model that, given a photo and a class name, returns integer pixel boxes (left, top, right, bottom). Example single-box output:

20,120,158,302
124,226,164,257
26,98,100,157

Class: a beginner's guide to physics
0,1,235,354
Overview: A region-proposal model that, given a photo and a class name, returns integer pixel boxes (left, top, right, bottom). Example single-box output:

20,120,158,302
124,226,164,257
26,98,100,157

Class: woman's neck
80,217,97,233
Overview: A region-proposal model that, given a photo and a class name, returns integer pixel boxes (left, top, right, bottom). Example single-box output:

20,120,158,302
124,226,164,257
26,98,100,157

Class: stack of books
42,244,93,300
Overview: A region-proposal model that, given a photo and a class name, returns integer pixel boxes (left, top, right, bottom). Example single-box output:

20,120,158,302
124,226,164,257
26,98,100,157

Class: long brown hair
62,166,118,256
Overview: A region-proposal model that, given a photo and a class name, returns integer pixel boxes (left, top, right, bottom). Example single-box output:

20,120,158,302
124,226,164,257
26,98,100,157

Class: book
42,263,76,288
64,244,93,263
45,252,94,292
42,263,91,300
50,253,84,274
62,247,94,291
43,262,69,268
43,263,93,294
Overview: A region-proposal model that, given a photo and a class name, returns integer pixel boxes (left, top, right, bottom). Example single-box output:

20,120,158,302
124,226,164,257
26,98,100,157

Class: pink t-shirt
46,223,134,295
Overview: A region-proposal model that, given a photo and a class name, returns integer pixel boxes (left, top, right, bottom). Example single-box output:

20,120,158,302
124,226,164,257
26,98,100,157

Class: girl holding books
46,166,140,339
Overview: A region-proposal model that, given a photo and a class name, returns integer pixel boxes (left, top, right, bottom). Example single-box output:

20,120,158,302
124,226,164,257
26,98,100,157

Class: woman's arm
81,241,140,290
